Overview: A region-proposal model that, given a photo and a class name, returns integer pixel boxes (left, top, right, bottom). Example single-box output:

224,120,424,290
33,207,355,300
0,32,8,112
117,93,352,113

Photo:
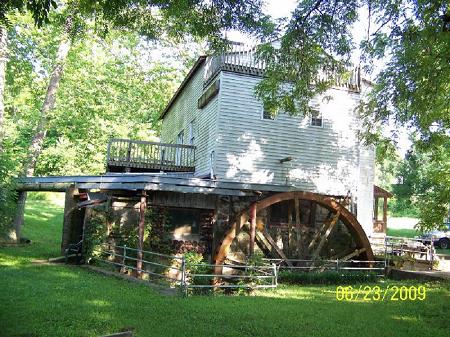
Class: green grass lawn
1,200,450,337
387,228,419,238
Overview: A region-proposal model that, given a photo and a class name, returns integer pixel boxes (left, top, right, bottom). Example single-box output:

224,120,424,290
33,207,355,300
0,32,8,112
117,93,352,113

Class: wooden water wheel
214,192,374,269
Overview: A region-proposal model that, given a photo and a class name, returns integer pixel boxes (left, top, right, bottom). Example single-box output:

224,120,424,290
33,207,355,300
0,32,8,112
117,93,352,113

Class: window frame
261,105,275,120
188,120,195,145
309,109,323,128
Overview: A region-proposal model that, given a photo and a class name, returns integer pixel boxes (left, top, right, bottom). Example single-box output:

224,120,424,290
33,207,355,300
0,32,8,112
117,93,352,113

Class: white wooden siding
160,65,219,177
215,71,375,231
161,67,375,233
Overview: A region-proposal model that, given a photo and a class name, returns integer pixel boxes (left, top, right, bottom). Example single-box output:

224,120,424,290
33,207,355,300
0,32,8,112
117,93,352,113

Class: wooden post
383,196,388,231
61,186,85,255
374,197,379,221
249,203,257,256
295,196,301,257
136,191,146,278
309,201,316,227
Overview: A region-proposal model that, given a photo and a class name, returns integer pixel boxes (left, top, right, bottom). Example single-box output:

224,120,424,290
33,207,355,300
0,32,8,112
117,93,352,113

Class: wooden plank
249,203,256,256
287,202,293,255
254,231,273,257
311,210,341,259
17,174,311,194
308,221,328,251
76,183,252,197
260,229,293,267
295,196,301,257
340,248,366,262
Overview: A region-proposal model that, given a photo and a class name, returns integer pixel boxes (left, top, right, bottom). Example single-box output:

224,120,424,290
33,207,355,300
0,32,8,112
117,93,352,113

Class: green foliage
82,207,109,258
254,1,450,230
0,0,57,27
0,151,16,237
142,207,175,255
278,270,379,285
255,1,358,116
4,13,188,176
184,251,213,294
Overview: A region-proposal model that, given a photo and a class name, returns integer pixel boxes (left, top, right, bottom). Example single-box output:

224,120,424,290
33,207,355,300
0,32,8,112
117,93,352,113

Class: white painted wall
215,71,375,232
161,66,375,234
161,64,219,177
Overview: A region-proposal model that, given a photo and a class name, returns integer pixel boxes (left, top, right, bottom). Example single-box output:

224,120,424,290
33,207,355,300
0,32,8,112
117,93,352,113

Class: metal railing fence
91,244,277,294
263,258,386,277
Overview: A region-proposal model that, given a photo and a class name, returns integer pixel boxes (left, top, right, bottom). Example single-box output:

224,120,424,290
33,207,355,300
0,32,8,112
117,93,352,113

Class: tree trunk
0,25,7,147
12,16,74,240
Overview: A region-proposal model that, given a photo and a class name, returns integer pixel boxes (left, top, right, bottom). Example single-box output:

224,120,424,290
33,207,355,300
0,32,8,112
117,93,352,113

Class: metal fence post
122,245,127,271
272,263,278,287
181,255,187,296
429,237,434,270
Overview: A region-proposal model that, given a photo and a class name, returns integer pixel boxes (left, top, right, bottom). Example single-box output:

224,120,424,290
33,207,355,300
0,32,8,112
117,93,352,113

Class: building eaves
159,56,207,120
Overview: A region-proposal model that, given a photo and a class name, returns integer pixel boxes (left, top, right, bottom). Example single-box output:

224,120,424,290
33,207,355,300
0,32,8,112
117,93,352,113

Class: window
310,109,322,127
188,120,195,145
176,130,184,165
177,130,184,145
262,106,275,120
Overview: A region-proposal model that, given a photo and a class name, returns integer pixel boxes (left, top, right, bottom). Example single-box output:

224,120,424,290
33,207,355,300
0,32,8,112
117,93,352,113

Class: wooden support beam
295,196,301,257
340,248,366,262
254,231,273,257
249,203,257,256
308,210,333,251
311,210,341,259
383,196,388,229
309,201,316,226
136,191,146,277
61,187,85,255
260,230,293,267
374,197,379,221
287,202,293,255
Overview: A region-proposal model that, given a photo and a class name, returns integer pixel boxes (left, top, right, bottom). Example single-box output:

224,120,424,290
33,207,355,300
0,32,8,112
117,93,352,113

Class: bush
278,270,379,285
184,251,213,294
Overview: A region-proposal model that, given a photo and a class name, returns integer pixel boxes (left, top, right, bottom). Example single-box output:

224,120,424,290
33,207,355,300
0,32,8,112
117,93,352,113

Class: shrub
184,251,213,294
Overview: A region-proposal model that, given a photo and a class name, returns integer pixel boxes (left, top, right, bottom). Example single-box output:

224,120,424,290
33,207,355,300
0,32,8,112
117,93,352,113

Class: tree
0,26,6,143
255,0,449,230
12,13,75,239
5,0,270,240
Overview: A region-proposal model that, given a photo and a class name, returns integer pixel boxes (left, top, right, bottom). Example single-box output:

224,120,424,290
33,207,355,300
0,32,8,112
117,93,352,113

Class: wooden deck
106,138,195,173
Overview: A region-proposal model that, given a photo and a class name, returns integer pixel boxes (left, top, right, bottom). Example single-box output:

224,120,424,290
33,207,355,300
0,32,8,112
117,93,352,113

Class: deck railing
106,138,196,173
204,43,361,91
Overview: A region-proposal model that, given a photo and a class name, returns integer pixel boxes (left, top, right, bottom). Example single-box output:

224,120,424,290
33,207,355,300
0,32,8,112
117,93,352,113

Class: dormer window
310,109,322,127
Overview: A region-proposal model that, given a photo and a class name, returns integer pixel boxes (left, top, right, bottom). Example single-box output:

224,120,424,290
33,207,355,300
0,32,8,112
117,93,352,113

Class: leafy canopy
255,0,449,230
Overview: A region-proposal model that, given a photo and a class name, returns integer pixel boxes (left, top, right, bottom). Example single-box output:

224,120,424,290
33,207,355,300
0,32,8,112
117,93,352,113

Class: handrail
204,44,361,91
106,138,196,172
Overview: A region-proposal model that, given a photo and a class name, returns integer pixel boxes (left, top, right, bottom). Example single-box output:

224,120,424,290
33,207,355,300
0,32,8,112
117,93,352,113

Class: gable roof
374,185,393,198
159,56,206,120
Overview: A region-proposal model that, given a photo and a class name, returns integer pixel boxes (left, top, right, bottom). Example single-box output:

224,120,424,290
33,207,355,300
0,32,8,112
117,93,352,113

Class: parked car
419,222,450,249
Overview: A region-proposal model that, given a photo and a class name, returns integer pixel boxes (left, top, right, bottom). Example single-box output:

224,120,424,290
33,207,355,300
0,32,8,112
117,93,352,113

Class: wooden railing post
249,203,257,256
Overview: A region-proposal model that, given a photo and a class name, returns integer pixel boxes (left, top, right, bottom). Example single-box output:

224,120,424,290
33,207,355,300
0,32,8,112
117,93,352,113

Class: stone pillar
61,186,85,255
